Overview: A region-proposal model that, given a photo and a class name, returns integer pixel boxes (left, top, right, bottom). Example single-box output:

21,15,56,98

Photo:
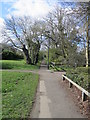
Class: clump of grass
2,71,39,119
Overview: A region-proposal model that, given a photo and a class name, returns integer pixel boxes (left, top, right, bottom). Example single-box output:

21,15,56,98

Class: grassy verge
2,71,39,119
0,60,39,70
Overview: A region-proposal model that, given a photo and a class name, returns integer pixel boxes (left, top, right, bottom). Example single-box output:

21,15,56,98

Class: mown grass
0,60,39,70
2,71,39,119
0,72,2,120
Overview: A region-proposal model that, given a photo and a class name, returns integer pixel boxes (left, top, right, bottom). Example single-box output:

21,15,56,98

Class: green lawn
2,71,39,119
0,72,1,120
0,60,39,70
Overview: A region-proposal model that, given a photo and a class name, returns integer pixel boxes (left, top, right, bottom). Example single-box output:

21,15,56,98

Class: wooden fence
62,74,90,102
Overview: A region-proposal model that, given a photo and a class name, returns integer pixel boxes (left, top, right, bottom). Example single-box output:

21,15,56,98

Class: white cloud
8,0,90,19
0,17,4,25
10,0,55,18
0,17,4,43
0,0,15,2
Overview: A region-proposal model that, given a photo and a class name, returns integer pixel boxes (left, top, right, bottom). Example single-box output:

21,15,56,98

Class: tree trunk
35,42,40,64
86,16,89,67
22,45,31,64
35,52,39,64
88,12,90,67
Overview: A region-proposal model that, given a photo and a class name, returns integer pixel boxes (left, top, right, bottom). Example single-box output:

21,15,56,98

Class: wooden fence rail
62,74,90,102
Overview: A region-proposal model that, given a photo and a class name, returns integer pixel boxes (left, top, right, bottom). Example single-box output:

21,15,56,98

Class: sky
0,0,59,43
0,0,89,19
0,0,89,43
0,0,89,24
0,0,58,19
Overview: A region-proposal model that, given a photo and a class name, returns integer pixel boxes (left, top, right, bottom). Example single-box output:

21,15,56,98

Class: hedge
2,50,23,60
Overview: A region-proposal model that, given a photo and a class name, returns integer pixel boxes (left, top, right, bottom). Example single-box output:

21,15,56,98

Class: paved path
31,66,85,118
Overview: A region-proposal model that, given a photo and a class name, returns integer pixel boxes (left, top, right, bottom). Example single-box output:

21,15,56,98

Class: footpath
31,65,85,118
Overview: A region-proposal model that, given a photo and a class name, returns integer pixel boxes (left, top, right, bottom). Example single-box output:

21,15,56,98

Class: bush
76,67,89,73
66,67,89,91
50,64,73,72
2,50,23,60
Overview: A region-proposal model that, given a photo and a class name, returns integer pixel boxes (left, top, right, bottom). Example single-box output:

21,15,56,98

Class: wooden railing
62,74,90,102
50,62,62,66
50,62,60,71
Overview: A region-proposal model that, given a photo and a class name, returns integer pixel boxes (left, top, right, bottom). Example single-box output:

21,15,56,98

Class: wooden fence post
62,76,65,81
69,82,73,88
82,92,87,102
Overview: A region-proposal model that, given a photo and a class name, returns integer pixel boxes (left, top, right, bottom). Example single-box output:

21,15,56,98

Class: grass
0,72,2,120
2,71,39,119
0,60,39,70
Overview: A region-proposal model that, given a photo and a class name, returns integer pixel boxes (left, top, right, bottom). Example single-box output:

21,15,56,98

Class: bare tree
2,16,43,64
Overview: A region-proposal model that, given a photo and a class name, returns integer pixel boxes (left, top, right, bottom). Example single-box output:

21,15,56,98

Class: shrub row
2,50,24,60
66,67,89,91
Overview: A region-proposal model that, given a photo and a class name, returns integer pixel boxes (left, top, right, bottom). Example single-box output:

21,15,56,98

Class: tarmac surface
30,65,85,118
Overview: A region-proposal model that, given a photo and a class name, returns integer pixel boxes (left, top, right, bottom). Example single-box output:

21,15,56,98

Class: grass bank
0,60,39,70
2,71,39,119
